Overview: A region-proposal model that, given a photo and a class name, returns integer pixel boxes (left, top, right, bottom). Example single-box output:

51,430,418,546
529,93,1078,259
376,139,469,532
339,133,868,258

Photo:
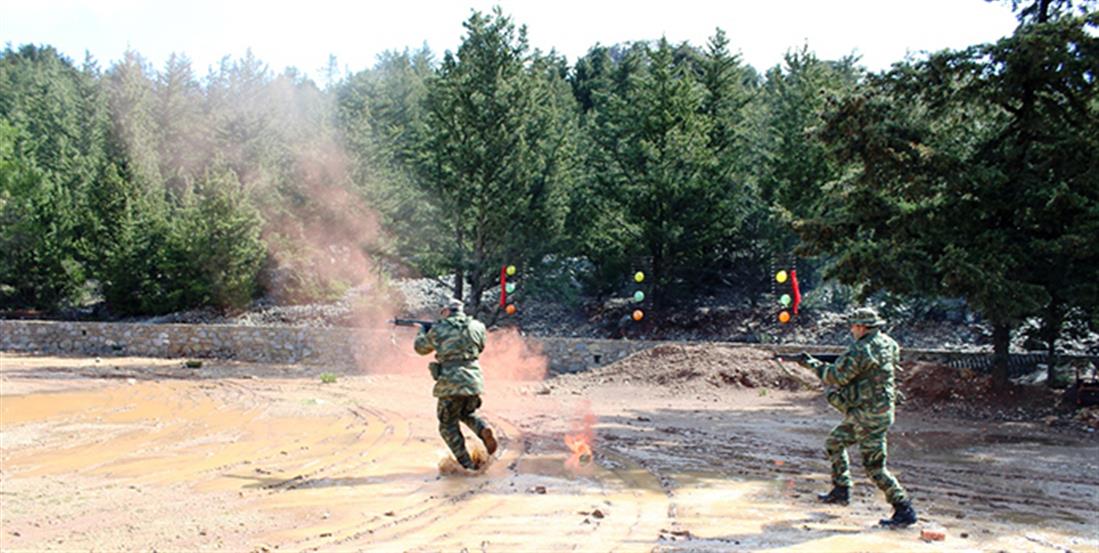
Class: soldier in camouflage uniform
414,298,498,471
802,307,918,527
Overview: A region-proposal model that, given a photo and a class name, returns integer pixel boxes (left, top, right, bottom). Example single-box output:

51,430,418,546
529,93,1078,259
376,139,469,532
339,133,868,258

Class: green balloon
779,294,791,306
633,290,645,302
505,282,516,294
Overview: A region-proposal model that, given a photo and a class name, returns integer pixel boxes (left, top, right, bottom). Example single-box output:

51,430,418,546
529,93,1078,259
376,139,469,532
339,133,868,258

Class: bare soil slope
578,344,818,391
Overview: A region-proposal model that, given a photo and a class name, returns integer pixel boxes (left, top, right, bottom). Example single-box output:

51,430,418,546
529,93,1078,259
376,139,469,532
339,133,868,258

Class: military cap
443,297,464,312
847,307,885,327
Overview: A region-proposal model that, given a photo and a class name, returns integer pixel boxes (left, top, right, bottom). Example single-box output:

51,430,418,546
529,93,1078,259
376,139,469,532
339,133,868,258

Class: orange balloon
506,304,517,315
632,309,644,321
778,310,791,324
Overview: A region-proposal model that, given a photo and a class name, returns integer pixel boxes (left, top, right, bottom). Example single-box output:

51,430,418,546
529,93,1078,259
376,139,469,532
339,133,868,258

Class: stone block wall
2,321,690,374
1,320,373,367
5,319,1089,375
533,338,655,374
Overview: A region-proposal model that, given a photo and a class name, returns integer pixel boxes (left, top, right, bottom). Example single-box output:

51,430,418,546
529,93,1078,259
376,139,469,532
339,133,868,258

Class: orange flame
564,407,596,471
564,433,593,470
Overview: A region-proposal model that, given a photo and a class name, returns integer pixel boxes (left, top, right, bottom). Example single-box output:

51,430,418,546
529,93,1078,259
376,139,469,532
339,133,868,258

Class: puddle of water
896,430,1077,451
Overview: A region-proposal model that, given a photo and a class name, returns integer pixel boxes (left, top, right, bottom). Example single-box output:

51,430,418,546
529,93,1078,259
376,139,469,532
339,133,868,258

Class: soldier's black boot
456,453,478,471
879,500,917,528
817,486,849,505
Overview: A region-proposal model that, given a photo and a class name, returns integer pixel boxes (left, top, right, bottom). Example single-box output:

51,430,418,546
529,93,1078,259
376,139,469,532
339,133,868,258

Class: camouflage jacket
807,330,899,416
414,312,486,397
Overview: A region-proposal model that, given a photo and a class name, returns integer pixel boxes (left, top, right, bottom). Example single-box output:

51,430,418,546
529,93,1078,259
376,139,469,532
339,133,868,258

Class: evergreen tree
805,7,1098,387
0,46,108,309
756,47,862,292
0,121,86,308
415,9,579,313
697,29,769,291
155,53,205,195
579,38,739,307
335,48,437,278
105,49,162,189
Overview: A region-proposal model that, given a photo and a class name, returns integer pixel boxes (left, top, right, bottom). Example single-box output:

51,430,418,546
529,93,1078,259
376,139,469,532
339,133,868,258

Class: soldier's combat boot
456,453,478,471
481,427,498,455
817,486,850,505
879,500,917,528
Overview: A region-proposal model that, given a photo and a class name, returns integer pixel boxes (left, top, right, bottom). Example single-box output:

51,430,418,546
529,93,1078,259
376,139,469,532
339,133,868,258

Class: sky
2,0,1021,79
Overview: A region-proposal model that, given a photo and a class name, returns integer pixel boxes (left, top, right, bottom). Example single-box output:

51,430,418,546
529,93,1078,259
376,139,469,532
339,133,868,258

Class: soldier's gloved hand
796,352,814,365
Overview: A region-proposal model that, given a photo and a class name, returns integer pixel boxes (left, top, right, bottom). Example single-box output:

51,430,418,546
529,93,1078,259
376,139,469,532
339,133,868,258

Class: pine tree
0,46,109,309
155,53,205,196
415,9,579,313
805,8,1099,387
105,49,162,189
580,38,738,307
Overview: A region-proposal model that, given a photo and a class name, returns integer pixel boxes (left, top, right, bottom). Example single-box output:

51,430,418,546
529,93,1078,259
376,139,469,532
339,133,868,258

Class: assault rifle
774,352,840,364
391,318,434,331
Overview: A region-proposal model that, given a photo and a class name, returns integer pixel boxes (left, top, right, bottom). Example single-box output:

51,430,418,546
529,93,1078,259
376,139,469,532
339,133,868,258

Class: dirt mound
589,344,819,391
898,361,1085,426
900,362,992,405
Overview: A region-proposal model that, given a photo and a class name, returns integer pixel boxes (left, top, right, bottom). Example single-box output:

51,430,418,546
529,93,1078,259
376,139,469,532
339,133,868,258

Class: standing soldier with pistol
412,298,497,471
800,307,918,528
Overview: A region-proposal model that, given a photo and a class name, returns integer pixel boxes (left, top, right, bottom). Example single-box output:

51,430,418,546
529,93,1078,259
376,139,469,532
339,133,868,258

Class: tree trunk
651,246,664,312
454,267,464,302
991,322,1012,389
454,223,465,301
1043,302,1062,387
1038,0,1051,23
469,275,484,316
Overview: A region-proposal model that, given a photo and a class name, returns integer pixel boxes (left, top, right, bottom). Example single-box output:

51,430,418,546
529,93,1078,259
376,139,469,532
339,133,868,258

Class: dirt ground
1,352,1097,552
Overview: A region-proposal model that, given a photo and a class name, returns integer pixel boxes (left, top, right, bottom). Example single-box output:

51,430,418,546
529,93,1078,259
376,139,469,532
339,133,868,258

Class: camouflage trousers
826,410,908,504
437,395,489,467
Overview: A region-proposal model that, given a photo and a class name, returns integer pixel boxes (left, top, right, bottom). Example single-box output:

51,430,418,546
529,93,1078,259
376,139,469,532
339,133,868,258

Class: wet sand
1,353,1096,552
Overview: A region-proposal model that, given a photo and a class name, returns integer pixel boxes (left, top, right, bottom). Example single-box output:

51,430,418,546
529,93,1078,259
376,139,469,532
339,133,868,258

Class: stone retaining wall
2,320,372,366
2,319,1089,375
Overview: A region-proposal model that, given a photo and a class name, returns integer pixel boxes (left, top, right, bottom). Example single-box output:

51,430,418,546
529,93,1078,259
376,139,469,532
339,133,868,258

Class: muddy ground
1,353,1096,552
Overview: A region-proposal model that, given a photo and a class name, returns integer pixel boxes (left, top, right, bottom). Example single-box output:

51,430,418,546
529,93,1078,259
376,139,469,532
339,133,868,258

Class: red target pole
790,269,801,316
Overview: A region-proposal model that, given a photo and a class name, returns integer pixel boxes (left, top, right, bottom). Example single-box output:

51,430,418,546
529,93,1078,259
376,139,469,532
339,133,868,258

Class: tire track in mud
242,403,403,493
293,410,525,550
4,381,261,480
585,403,1099,553
283,404,670,553
97,379,324,487
416,421,668,553
196,379,478,549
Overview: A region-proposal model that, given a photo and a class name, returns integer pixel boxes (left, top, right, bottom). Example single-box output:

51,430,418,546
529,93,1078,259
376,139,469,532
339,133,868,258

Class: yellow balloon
634,271,645,283
506,265,516,276
775,270,788,284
